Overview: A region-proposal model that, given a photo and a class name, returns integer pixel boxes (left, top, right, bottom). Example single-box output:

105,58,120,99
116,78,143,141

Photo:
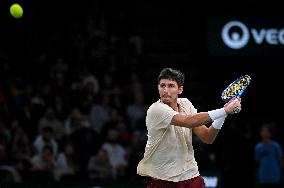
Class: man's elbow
202,139,215,144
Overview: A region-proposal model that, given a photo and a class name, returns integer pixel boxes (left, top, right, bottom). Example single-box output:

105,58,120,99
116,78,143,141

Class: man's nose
163,86,169,92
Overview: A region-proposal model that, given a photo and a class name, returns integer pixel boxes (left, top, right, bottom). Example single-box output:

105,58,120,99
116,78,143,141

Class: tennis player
137,68,242,188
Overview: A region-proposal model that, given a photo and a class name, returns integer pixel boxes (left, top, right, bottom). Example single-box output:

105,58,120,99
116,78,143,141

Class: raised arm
171,98,241,129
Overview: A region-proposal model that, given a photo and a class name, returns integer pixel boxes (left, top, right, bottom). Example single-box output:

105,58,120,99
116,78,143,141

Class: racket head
221,75,251,102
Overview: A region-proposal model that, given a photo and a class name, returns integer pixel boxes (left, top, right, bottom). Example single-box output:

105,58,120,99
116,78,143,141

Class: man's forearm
172,112,214,128
206,125,221,144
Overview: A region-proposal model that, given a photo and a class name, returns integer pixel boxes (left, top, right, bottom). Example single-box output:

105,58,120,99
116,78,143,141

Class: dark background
1,1,282,113
0,1,283,188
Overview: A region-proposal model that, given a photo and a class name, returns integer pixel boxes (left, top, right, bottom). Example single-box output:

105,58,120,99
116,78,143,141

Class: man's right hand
224,97,242,114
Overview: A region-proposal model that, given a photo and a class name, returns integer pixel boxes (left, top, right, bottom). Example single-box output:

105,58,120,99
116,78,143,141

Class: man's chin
161,98,171,104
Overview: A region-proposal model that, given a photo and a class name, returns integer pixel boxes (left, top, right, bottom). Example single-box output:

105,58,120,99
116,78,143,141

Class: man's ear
178,86,183,94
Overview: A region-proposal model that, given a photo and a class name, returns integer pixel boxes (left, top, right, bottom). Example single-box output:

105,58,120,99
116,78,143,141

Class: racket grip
233,106,240,113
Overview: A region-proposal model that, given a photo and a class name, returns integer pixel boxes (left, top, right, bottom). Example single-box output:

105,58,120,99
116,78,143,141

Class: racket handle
233,106,240,113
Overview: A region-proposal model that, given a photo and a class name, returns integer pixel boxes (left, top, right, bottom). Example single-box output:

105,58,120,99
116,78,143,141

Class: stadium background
0,1,283,188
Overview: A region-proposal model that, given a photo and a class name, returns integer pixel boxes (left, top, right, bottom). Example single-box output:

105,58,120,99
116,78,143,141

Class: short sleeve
179,98,197,114
274,142,283,157
146,102,178,129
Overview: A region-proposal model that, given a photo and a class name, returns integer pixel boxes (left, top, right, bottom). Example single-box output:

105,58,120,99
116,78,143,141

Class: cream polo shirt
137,98,199,182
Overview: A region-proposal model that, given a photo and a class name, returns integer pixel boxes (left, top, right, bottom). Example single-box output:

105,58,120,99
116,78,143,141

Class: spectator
255,123,284,188
33,126,58,157
38,107,65,141
55,141,77,181
101,129,127,180
30,145,57,182
126,92,146,131
87,148,112,182
89,95,112,134
64,107,90,136
10,120,33,180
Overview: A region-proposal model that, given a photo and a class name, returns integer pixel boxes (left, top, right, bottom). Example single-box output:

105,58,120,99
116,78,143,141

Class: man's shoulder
255,142,263,150
147,100,175,116
271,140,282,148
178,98,190,103
178,98,197,114
178,98,193,106
148,100,167,111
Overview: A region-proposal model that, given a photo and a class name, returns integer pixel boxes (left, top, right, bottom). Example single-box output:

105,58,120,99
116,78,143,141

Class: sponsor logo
221,20,284,49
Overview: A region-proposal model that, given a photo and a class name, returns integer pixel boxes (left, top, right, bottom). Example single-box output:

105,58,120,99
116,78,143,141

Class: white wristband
212,116,227,129
208,108,226,121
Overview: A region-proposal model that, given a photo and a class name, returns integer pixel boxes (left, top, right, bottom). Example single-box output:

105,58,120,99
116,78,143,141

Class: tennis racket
221,75,251,113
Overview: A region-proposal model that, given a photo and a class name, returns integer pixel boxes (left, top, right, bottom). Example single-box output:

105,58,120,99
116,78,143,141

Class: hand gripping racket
221,75,251,113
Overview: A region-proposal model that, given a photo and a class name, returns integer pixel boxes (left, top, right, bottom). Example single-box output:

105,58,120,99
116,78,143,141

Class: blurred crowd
0,2,148,184
0,1,283,187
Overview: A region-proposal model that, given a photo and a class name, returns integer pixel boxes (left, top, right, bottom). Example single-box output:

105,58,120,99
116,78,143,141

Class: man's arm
193,115,227,144
171,112,214,129
192,124,221,144
171,98,241,129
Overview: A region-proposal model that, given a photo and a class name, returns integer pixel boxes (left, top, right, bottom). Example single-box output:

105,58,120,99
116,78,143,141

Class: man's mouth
162,95,171,98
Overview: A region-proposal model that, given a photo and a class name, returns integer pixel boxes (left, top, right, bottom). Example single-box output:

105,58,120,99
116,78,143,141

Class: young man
137,68,242,188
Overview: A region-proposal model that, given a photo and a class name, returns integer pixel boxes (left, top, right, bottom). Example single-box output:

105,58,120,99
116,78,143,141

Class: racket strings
222,75,251,101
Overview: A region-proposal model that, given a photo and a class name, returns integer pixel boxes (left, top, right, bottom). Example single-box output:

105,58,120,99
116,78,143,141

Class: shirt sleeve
146,102,178,129
184,98,197,114
275,142,283,157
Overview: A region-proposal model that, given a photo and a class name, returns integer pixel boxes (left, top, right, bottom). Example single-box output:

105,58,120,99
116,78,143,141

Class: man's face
158,79,183,104
261,127,271,140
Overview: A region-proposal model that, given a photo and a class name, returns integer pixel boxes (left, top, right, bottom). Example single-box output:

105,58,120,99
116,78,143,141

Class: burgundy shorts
147,176,205,188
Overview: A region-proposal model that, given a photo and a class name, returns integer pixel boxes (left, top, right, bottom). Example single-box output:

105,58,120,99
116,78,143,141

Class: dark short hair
158,68,184,87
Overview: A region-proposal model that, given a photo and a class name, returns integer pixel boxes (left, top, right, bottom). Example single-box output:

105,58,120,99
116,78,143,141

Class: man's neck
167,99,179,112
262,138,271,144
